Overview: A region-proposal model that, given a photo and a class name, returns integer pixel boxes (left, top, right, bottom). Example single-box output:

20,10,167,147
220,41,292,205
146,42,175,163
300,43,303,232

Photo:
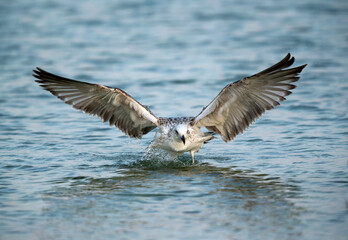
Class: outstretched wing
33,68,159,138
191,53,307,142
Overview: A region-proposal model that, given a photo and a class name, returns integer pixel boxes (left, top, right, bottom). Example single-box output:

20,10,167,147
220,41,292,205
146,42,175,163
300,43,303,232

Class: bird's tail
202,132,216,144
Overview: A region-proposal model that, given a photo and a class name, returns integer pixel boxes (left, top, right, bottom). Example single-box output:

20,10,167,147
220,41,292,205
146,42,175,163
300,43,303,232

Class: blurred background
0,0,347,239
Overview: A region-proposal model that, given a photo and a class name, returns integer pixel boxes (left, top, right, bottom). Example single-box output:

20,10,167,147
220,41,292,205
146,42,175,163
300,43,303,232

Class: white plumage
33,53,306,163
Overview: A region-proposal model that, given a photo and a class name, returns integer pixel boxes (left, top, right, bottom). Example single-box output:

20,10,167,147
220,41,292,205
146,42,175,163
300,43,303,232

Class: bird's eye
175,130,178,134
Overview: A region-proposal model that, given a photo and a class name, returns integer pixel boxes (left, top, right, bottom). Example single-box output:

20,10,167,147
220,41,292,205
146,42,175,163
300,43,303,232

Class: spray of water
128,145,193,169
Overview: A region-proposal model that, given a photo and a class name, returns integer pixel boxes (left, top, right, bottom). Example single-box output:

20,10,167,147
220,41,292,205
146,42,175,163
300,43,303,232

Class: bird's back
157,117,195,128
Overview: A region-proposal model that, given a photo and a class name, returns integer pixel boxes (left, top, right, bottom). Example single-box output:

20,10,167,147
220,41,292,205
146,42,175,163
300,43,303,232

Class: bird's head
173,124,190,145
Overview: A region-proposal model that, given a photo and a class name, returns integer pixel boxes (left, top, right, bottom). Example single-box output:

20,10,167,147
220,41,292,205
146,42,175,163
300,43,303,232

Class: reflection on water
39,162,302,239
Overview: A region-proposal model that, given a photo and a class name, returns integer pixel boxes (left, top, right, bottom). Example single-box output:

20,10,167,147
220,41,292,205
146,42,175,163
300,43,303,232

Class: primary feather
191,53,307,142
33,68,159,138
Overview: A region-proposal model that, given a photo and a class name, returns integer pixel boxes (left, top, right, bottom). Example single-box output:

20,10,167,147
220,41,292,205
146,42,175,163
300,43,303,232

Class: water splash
128,146,193,169
144,145,178,160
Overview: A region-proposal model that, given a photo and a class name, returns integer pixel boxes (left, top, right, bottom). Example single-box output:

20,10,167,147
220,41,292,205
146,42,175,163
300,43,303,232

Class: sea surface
0,0,348,239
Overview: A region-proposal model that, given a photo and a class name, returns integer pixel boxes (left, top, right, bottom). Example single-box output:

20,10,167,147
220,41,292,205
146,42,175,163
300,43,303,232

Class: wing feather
33,68,159,138
192,53,307,142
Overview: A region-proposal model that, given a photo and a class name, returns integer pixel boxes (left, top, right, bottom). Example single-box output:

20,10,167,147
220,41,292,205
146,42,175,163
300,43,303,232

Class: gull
33,53,306,163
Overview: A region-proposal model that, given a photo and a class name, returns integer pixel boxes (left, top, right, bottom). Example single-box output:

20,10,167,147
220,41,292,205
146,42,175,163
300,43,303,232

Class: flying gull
33,53,306,163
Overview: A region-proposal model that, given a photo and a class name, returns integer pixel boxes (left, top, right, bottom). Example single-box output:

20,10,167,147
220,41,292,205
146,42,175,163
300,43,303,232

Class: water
1,0,348,239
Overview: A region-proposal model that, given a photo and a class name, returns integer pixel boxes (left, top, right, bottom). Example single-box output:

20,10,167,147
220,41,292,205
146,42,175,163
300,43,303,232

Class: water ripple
1,0,348,239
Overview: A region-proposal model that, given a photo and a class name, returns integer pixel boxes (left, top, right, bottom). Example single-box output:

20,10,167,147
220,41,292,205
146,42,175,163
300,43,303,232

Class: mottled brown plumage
192,53,306,142
33,68,159,138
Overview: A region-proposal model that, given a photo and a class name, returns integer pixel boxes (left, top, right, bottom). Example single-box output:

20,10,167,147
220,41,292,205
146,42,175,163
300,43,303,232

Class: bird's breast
154,135,203,153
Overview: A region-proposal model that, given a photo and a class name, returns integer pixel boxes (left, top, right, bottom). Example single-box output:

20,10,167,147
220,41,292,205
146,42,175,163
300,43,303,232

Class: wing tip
290,64,307,76
32,67,52,82
299,64,308,72
33,67,44,74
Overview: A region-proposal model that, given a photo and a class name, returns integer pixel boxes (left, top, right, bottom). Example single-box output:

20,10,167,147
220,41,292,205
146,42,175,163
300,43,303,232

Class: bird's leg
190,151,195,164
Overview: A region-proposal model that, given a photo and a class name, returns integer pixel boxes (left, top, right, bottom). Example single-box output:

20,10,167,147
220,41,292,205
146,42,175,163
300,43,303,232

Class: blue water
1,0,348,239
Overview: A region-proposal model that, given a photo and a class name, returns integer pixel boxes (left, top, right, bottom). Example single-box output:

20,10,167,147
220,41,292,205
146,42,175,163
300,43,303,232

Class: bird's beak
181,135,185,145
